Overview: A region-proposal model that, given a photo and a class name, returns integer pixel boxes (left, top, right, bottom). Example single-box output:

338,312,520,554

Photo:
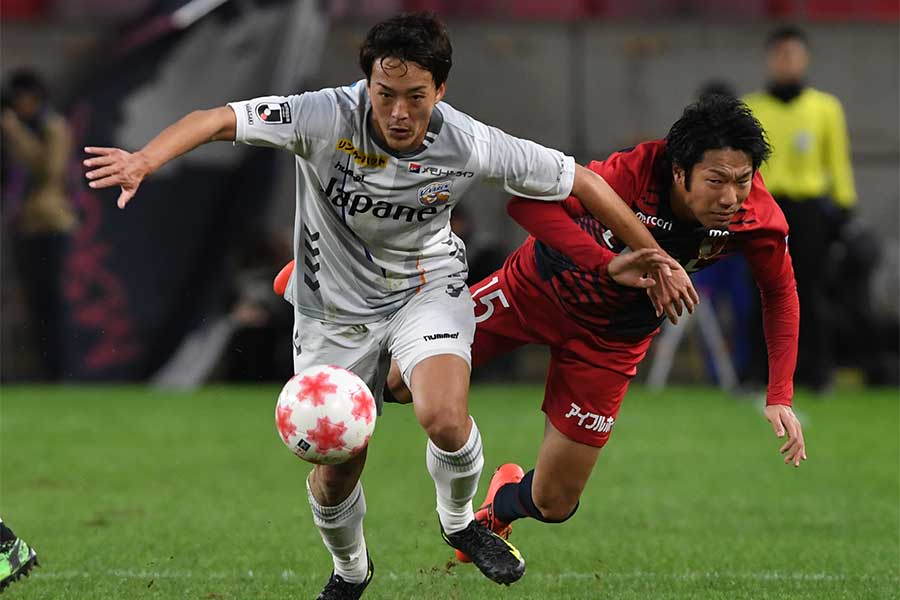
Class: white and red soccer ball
275,365,376,465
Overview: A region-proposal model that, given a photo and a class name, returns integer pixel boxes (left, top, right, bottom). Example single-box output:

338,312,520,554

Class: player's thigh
387,282,475,437
387,280,475,389
532,417,602,517
292,311,391,411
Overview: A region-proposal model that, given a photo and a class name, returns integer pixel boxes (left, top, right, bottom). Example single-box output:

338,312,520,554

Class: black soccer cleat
316,554,374,600
442,519,525,585
0,536,38,593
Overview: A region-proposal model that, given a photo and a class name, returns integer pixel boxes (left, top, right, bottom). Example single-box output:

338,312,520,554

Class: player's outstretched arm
571,164,700,323
84,106,236,208
764,404,807,467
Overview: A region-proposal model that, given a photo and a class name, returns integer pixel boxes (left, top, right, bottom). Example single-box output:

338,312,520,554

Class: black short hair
359,11,452,88
664,95,771,190
4,68,47,101
766,25,809,49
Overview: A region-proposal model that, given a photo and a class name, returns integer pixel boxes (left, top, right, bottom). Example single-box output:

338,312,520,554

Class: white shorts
292,281,475,411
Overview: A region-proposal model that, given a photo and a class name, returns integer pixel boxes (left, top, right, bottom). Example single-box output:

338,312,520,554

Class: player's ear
672,165,685,186
434,82,446,104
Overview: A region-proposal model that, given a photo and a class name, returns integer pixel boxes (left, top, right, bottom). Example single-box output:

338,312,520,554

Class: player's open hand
608,248,677,289
645,257,699,325
84,146,151,209
764,404,807,467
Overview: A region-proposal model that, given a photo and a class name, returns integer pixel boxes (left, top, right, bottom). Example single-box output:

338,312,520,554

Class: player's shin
426,416,484,533
307,478,369,584
492,470,579,524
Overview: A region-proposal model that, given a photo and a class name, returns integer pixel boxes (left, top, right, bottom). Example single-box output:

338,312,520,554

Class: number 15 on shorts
472,276,509,323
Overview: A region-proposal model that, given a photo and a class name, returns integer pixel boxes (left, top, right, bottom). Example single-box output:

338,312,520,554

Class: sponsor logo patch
635,211,673,231
564,402,616,433
408,162,474,178
321,177,440,222
256,102,292,124
336,138,387,169
423,332,460,341
418,180,452,207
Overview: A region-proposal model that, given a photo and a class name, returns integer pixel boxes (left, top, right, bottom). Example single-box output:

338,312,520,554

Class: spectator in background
1,68,77,381
744,26,857,394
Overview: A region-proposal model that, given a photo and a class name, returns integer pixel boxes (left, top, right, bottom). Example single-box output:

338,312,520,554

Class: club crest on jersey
256,102,291,124
336,138,388,169
418,180,452,207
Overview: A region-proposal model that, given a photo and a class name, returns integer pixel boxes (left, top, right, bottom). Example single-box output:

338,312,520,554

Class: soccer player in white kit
84,12,697,599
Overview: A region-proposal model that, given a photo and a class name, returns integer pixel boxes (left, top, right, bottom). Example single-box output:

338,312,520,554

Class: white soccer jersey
228,80,575,323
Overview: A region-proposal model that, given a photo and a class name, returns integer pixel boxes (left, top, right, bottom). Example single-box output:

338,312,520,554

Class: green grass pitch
1,384,897,599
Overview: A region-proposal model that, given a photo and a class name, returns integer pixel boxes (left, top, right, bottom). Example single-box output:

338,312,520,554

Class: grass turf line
1,384,897,599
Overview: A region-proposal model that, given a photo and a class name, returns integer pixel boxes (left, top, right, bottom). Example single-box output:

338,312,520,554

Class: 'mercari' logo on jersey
635,211,673,231
336,138,387,169
322,177,440,222
565,403,615,433
408,162,474,178
423,332,460,341
418,180,452,206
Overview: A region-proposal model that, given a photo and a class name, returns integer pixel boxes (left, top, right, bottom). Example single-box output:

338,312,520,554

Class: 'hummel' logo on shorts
423,332,460,341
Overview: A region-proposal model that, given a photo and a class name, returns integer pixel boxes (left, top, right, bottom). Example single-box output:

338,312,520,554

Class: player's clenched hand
608,248,678,289
83,146,152,209
645,258,699,325
764,404,807,467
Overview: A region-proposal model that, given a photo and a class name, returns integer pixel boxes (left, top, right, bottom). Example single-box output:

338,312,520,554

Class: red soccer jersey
507,140,799,405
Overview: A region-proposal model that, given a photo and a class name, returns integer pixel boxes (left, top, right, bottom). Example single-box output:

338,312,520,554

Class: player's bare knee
311,463,362,505
419,407,470,451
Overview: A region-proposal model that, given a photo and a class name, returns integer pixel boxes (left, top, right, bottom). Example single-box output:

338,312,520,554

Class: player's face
767,39,809,84
368,58,446,153
11,91,41,120
672,148,754,230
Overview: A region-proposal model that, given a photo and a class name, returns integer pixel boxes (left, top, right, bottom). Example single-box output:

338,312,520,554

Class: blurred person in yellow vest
1,68,77,380
744,26,857,394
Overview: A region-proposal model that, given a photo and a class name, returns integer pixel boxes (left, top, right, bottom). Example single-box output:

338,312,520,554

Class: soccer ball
275,365,376,465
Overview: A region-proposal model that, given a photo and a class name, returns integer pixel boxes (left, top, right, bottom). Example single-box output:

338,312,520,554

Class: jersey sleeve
823,95,857,208
507,197,615,273
227,89,338,159
584,149,642,209
740,181,799,406
480,126,575,201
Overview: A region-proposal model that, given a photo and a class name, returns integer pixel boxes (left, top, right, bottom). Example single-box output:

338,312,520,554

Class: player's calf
492,470,580,524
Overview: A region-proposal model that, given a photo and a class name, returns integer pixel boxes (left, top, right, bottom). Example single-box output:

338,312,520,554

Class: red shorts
470,246,654,447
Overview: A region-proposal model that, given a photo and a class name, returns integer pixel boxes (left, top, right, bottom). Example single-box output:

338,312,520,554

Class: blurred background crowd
1,0,897,393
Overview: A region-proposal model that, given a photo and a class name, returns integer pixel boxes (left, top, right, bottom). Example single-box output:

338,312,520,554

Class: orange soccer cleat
456,463,525,563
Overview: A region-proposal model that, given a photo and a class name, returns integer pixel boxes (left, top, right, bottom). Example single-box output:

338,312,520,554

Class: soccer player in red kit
453,94,806,554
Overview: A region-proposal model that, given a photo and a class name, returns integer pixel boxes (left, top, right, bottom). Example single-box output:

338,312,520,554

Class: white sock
307,478,368,583
426,417,484,534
